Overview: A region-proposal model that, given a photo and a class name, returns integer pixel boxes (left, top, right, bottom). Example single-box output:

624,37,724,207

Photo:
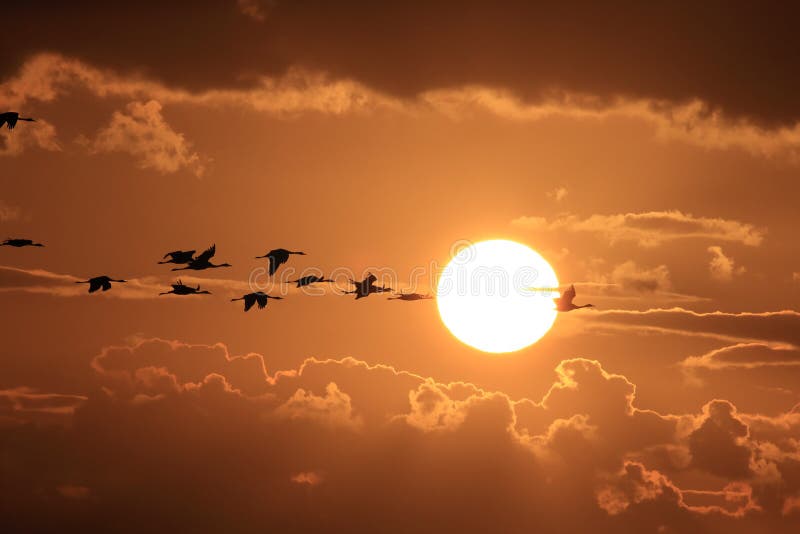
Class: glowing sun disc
436,240,559,353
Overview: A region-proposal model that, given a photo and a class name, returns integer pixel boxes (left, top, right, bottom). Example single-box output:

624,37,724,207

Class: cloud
680,343,800,372
4,53,800,164
598,462,761,518
0,54,397,117
0,387,86,416
546,186,568,202
583,308,800,348
275,382,362,429
4,337,800,531
512,211,764,247
602,261,672,293
236,0,274,21
0,265,248,299
4,2,800,130
708,246,745,282
83,100,205,176
424,88,800,161
688,400,753,479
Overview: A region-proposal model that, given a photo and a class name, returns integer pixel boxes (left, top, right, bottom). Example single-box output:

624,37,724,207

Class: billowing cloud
83,100,205,175
3,337,799,532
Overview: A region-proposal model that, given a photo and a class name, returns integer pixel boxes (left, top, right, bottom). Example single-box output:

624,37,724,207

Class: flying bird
172,244,231,271
1,238,44,247
256,248,306,275
388,292,433,301
554,285,594,312
230,292,283,312
289,274,334,288
75,276,127,293
0,112,36,130
159,279,211,296
159,250,195,265
345,273,392,300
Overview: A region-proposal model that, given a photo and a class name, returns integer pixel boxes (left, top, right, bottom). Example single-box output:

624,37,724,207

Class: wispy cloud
512,210,764,247
0,265,248,299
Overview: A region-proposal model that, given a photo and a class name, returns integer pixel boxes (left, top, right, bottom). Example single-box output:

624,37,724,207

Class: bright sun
436,240,559,353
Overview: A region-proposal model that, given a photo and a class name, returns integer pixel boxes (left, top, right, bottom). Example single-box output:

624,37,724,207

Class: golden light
436,240,559,353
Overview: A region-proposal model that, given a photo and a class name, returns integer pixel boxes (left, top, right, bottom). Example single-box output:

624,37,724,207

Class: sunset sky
2,2,800,532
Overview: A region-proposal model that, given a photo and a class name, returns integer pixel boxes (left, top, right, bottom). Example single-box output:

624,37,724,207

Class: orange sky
2,2,800,532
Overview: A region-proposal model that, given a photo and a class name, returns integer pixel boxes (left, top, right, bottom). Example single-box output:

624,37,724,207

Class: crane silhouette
1,238,44,247
554,285,594,312
172,244,231,271
388,291,433,301
230,292,283,311
256,248,306,275
289,274,334,288
159,250,195,265
75,276,126,293
159,279,211,296
345,273,392,300
0,112,36,130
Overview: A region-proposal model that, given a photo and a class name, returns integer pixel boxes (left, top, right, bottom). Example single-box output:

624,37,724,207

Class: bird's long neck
578,304,593,308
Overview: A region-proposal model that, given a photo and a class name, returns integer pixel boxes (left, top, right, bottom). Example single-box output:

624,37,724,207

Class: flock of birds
1,111,594,313
1,239,435,311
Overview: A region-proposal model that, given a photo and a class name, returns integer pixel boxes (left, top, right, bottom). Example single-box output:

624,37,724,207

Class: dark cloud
688,400,753,479
3,338,800,532
3,1,800,126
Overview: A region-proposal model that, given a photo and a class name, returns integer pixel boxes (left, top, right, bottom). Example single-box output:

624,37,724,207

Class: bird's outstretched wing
101,280,112,291
243,294,256,311
88,280,102,293
365,273,377,285
266,250,288,275
195,244,216,263
268,256,280,275
256,293,268,309
557,285,576,307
